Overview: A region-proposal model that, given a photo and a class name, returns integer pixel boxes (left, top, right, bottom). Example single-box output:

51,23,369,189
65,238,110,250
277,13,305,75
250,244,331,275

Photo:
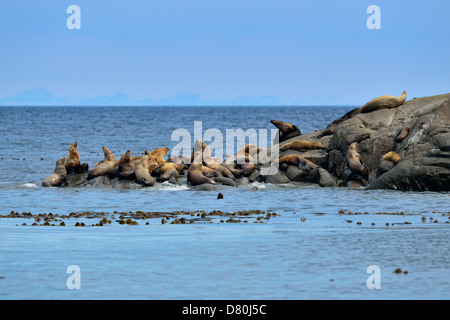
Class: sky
0,0,449,106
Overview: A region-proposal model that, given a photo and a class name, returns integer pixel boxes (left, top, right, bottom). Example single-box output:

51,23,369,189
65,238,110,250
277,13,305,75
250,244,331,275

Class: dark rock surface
256,93,450,191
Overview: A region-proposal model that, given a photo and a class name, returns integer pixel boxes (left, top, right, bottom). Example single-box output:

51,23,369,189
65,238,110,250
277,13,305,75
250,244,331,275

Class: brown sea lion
394,125,411,143
87,147,118,180
187,144,218,186
134,154,155,186
280,140,326,152
276,155,320,170
168,156,191,169
158,162,184,184
42,158,67,187
380,151,402,164
187,164,217,186
192,140,235,179
345,142,369,178
117,150,135,180
360,91,407,114
270,120,302,142
235,153,256,176
150,147,170,166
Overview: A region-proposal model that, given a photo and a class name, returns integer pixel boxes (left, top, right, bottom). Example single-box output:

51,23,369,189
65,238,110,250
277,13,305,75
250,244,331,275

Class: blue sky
0,0,449,106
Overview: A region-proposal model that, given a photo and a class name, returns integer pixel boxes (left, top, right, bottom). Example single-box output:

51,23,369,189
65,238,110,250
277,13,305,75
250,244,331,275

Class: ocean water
0,106,449,300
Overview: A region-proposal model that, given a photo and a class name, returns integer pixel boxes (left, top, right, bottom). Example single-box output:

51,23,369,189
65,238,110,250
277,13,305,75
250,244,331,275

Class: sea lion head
102,146,117,162
54,158,67,175
119,150,131,163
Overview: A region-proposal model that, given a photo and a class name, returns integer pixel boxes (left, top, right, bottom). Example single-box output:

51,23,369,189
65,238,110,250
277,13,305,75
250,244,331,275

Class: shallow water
0,106,448,300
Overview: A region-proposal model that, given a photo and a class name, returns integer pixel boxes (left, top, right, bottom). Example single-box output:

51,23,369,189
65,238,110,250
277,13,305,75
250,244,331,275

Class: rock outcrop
254,93,450,191
49,93,450,192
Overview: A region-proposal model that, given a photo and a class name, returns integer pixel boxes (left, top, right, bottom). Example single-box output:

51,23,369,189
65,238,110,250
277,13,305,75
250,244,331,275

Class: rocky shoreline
43,92,450,192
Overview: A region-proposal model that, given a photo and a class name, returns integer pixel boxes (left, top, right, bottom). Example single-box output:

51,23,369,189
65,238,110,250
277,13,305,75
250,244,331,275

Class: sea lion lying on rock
376,151,402,178
360,91,407,113
158,162,184,184
191,140,235,179
276,155,320,170
42,158,67,187
394,125,411,143
280,140,326,152
380,151,402,164
87,147,118,180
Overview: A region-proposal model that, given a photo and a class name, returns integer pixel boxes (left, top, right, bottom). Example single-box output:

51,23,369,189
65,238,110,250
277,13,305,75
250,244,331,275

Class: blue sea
0,106,449,300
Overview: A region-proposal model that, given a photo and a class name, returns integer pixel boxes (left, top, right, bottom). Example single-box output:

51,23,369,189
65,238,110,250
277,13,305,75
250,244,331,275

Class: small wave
155,181,190,191
249,182,267,190
21,183,38,188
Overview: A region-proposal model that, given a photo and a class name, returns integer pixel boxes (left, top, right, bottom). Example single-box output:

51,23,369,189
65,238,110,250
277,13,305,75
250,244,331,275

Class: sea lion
168,156,191,170
280,140,326,152
64,142,81,174
158,162,184,184
134,155,155,186
235,153,256,176
42,158,67,187
345,142,369,179
117,150,135,180
394,125,411,143
87,147,118,180
212,176,237,187
270,120,302,142
276,155,320,171
360,91,407,114
192,140,235,179
380,151,402,164
187,144,218,186
130,151,159,174
150,147,170,166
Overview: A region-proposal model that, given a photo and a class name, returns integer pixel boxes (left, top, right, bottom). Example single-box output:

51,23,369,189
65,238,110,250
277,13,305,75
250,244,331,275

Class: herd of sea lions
42,91,410,189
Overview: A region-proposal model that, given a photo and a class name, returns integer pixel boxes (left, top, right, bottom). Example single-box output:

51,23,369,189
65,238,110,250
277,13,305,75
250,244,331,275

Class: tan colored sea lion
158,162,184,184
380,151,402,164
192,140,235,179
117,150,135,180
64,142,81,174
360,91,407,114
345,142,369,178
188,163,217,186
276,155,320,170
87,147,118,180
168,156,191,169
150,147,170,166
270,120,302,142
187,144,220,185
42,158,67,187
280,140,326,152
394,125,411,143
134,155,155,186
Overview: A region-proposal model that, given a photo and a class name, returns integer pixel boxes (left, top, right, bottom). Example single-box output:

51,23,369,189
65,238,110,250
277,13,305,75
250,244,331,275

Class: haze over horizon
1,1,449,106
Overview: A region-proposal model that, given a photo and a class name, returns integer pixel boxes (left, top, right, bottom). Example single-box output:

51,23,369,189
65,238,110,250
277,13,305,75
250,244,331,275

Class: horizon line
0,104,357,108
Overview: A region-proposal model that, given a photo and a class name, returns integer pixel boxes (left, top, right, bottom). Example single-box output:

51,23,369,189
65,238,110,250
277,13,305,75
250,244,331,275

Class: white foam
156,181,190,191
249,182,267,189
21,183,38,188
